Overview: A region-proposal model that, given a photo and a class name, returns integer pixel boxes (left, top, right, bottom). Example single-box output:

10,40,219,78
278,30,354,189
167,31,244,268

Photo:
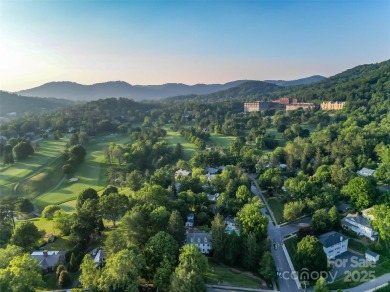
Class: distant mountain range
16,75,326,101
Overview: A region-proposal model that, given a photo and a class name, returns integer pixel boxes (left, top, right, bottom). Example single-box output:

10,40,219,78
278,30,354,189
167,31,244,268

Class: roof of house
318,231,349,248
94,249,106,264
362,207,375,220
186,230,211,244
342,213,372,228
365,250,379,257
206,167,219,174
357,168,375,176
30,251,66,268
175,169,192,176
207,193,220,201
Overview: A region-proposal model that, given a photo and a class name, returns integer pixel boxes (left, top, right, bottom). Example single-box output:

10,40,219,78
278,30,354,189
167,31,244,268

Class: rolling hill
0,91,73,116
265,75,326,86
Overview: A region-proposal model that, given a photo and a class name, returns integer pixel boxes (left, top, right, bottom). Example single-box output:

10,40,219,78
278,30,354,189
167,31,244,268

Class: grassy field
266,128,286,147
209,133,235,148
164,130,197,160
267,197,285,224
34,133,130,210
59,200,77,213
205,260,262,288
0,138,67,187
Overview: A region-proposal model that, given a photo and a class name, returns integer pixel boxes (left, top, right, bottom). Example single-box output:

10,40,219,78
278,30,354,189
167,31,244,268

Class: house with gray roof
186,230,212,254
94,249,106,266
30,250,66,273
357,168,375,177
318,231,349,259
341,212,377,241
365,250,380,263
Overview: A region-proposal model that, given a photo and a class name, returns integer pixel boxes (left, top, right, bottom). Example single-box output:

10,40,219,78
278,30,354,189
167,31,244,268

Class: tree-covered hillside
0,91,73,116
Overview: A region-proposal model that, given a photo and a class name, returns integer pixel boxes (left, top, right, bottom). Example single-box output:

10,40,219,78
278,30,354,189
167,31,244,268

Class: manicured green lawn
266,128,286,147
0,138,67,187
35,134,130,210
164,130,197,160
267,197,285,224
23,217,55,234
59,200,77,213
209,133,235,148
205,260,261,288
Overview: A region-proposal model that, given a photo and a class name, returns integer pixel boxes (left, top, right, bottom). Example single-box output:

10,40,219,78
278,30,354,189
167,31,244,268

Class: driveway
327,251,366,283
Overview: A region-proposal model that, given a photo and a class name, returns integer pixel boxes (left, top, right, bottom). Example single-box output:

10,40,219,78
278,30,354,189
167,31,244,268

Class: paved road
249,175,305,292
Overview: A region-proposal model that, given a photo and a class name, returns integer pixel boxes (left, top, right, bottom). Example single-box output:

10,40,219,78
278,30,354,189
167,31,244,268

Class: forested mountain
17,80,250,101
165,81,281,102
0,91,73,116
271,59,390,103
265,75,326,86
164,59,390,105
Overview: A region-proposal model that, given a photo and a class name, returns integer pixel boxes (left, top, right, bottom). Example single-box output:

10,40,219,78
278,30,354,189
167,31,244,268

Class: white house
341,212,377,241
365,250,380,263
94,249,106,266
186,230,212,254
357,168,375,177
318,231,349,259
185,213,194,227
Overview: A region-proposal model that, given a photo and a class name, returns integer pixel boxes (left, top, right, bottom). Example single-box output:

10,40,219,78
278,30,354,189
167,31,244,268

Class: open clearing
0,138,67,187
209,133,235,148
164,130,197,160
34,133,130,210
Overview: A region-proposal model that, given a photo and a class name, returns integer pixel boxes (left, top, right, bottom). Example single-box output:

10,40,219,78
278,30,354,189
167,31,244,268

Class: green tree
79,255,100,291
99,249,145,292
371,205,390,247
126,170,144,191
62,164,74,177
259,168,283,191
12,141,34,160
258,251,276,281
0,218,13,247
104,229,128,257
41,205,62,220
168,210,186,245
295,235,327,274
0,245,24,268
328,205,340,230
11,221,43,248
283,201,305,222
210,213,227,261
69,252,78,272
53,210,73,236
56,264,66,279
99,193,129,227
58,270,72,288
314,276,330,292
144,231,179,280
242,233,260,272
0,254,43,292
235,185,252,205
236,199,268,239
170,244,209,292
341,177,377,210
153,257,175,292
312,208,331,233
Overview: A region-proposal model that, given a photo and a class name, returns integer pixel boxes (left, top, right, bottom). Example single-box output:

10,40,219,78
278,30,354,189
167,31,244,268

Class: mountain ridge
16,75,325,101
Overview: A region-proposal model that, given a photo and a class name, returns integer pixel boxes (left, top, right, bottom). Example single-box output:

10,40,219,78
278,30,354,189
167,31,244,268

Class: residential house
30,250,66,273
341,212,377,241
318,231,349,259
362,207,375,220
185,213,194,227
224,217,240,235
94,249,106,266
175,169,192,178
186,230,212,254
357,168,375,177
207,193,220,202
365,250,380,263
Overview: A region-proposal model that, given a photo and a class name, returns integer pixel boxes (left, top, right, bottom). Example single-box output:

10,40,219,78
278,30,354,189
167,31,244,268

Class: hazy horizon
1,0,389,92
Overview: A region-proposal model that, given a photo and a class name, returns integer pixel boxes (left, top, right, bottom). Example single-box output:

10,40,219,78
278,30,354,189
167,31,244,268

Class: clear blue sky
0,0,389,91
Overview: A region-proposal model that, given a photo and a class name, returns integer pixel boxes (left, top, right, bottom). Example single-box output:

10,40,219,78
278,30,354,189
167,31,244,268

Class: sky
0,0,389,92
